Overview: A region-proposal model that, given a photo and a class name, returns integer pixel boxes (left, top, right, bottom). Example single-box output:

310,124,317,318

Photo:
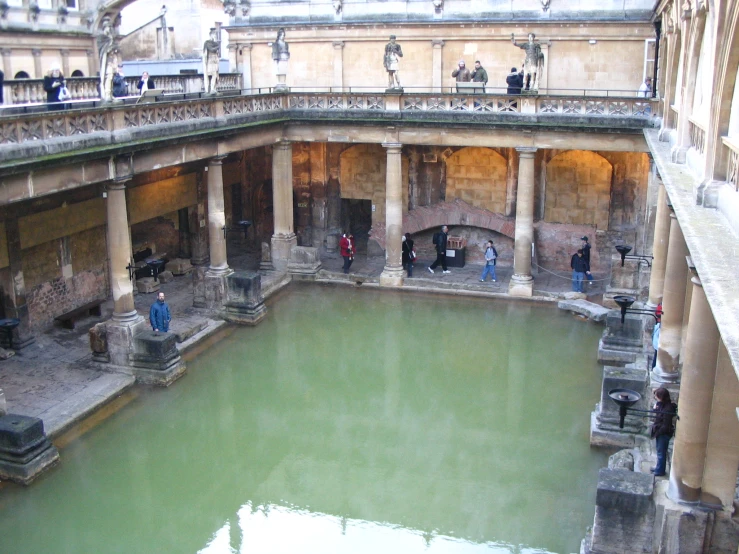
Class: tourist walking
452,60,471,82
402,233,415,277
428,226,450,274
479,240,498,282
149,292,171,333
581,236,593,284
137,71,156,94
570,249,587,292
650,387,677,477
43,64,66,110
340,233,353,274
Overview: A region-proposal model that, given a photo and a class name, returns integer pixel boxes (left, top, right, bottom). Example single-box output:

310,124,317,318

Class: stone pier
508,147,536,297
380,143,404,287
271,140,298,270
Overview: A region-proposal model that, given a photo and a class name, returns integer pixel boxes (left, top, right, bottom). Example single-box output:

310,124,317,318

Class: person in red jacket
339,233,353,274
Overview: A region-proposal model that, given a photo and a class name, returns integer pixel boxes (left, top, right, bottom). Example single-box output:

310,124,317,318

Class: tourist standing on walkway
581,236,593,284
402,233,415,277
506,67,524,94
43,64,66,109
570,249,587,292
650,387,677,477
452,60,471,82
112,64,128,98
340,233,353,274
479,240,498,282
149,292,171,333
470,61,488,88
137,71,155,94
429,225,450,274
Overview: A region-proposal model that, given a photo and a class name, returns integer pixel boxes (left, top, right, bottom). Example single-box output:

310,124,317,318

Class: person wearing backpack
650,387,677,477
428,225,450,274
401,233,415,277
479,240,498,282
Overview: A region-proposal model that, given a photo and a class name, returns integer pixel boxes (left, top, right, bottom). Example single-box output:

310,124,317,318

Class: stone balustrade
1,74,244,106
722,137,739,192
688,117,706,156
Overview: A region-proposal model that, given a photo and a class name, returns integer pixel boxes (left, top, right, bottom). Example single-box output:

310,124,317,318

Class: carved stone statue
98,16,120,102
384,35,403,90
333,0,342,15
272,28,290,90
202,28,220,94
511,32,545,92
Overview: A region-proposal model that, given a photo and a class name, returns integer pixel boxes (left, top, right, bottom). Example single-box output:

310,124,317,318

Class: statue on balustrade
98,16,120,102
384,35,403,90
272,28,290,90
511,32,545,92
202,28,221,95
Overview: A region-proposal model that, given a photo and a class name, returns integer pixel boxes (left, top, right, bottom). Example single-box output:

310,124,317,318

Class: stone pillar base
508,274,533,297
379,267,404,287
106,315,146,368
287,246,322,280
130,330,186,386
271,234,297,271
0,414,60,485
193,267,233,309
651,365,681,384
222,271,267,326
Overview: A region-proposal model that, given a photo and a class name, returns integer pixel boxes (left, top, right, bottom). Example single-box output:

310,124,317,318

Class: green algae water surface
0,285,607,554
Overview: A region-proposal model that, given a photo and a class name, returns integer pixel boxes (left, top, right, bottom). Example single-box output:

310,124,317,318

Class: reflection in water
199,502,529,554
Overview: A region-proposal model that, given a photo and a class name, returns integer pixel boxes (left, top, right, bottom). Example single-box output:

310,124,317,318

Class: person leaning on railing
137,71,156,95
43,64,66,110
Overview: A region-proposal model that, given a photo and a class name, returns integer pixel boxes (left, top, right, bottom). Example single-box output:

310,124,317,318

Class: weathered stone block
558,299,611,322
193,268,231,309
222,271,267,326
165,258,193,275
287,246,321,279
130,330,185,386
0,414,60,485
136,277,160,294
591,365,648,447
608,449,635,471
157,270,174,283
89,322,109,363
598,311,644,365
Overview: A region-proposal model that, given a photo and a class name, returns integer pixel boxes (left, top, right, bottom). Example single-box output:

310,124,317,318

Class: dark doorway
340,199,371,254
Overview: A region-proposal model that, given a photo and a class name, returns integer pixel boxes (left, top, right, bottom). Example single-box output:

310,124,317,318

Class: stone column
241,43,253,91
1,49,11,78
671,9,700,163
668,275,720,506
86,49,97,77
653,211,688,383
659,30,678,138
380,143,404,287
647,184,670,307
504,147,519,217
271,141,297,270
2,218,35,349
60,49,70,76
106,181,137,322
227,44,238,75
190,169,209,266
508,147,536,297
332,41,344,92
31,49,42,79
206,156,230,275
431,39,444,93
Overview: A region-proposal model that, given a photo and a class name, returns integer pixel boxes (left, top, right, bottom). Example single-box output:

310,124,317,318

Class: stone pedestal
193,266,232,309
165,258,193,275
107,316,146,368
158,270,174,284
603,255,642,309
89,322,109,363
0,414,60,485
591,364,648,448
136,277,160,294
589,469,655,554
270,235,298,271
598,312,644,365
287,246,321,279
259,242,275,271
130,330,185,386
222,271,267,326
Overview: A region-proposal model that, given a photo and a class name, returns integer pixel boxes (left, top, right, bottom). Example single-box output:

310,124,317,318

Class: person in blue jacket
149,292,171,332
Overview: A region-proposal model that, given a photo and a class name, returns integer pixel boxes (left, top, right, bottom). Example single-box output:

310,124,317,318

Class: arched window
71,70,84,77
14,71,30,79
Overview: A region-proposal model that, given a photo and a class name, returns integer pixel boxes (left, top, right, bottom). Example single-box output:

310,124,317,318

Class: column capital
86,49,95,57
432,39,445,48
227,44,238,52
690,275,702,287
210,155,228,164
0,49,11,57
107,180,129,191
515,146,537,157
31,48,42,57
332,40,345,49
382,142,403,152
273,140,292,150
59,49,70,57
669,211,678,220
240,43,253,51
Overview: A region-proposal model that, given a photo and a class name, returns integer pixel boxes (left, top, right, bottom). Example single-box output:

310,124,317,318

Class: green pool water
0,285,607,554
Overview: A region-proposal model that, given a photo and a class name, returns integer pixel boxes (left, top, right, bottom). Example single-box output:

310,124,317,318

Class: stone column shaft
1,49,11,78
509,147,536,297
106,181,137,321
431,40,444,93
241,44,253,91
380,143,404,287
86,49,97,77
671,11,699,163
654,212,688,382
332,41,344,91
647,184,670,306
668,276,720,506
31,49,42,79
207,157,230,274
60,49,70,76
504,147,519,217
271,141,297,269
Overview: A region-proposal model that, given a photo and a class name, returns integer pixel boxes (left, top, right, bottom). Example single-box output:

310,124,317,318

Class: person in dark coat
137,71,155,94
43,64,66,110
506,67,524,95
0,70,4,104
570,249,587,292
581,236,593,284
149,292,171,332
402,232,415,277
428,225,450,274
650,387,677,477
112,64,127,98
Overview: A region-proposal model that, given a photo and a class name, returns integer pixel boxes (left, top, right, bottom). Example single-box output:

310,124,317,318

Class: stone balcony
0,88,657,173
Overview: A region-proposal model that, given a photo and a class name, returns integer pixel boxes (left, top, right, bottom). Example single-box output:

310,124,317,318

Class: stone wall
445,147,508,213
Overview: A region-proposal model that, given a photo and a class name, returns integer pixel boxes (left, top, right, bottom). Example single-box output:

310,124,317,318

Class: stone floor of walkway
0,238,607,442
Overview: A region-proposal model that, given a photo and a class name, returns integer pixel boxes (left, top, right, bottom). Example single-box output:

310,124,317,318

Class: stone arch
544,150,613,228
444,147,508,214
